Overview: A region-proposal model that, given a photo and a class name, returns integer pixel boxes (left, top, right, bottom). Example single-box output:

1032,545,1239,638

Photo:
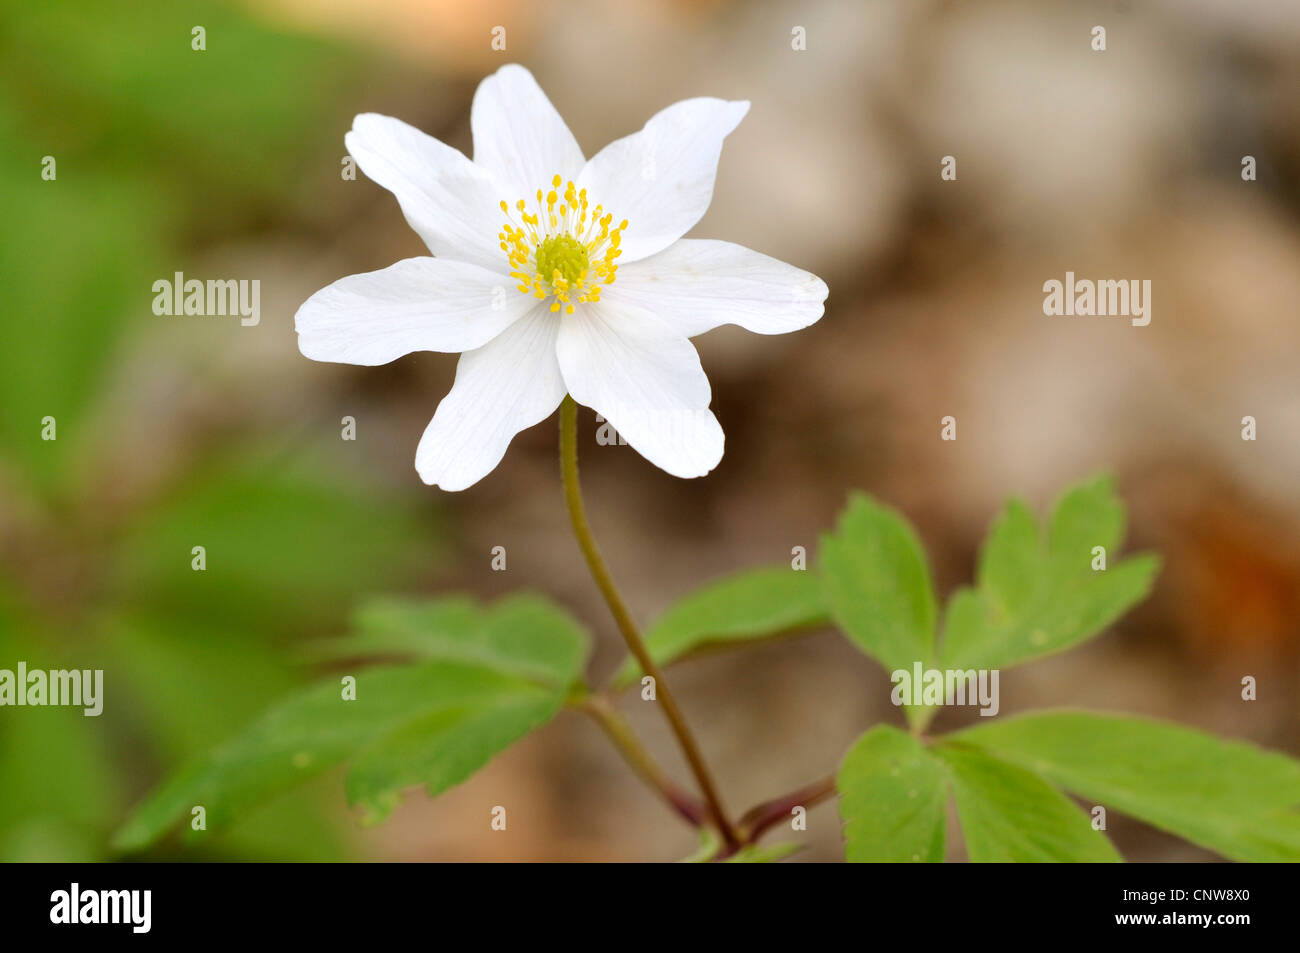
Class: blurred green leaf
0,140,162,488
949,710,1300,862
0,1,370,224
0,0,381,489
0,0,421,864
838,725,946,863
114,595,589,849
939,475,1159,671
308,596,482,663
103,615,303,762
115,662,549,849
109,456,424,628
0,610,123,861
611,567,827,688
934,744,1120,862
822,494,937,674
100,614,350,860
345,694,559,824
318,593,589,688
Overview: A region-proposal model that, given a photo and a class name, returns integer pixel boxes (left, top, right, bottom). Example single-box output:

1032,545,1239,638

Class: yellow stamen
498,171,629,315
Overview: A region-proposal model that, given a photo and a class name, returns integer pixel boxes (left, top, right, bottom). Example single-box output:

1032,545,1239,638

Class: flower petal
345,113,505,270
471,64,585,202
296,257,534,366
415,304,566,490
576,98,749,264
557,301,724,478
606,239,829,338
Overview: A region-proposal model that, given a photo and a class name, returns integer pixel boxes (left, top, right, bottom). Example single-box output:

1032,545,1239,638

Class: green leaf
611,567,827,687
345,694,561,824
109,454,426,629
0,0,374,220
102,615,306,762
308,597,483,663
724,842,803,863
977,499,1040,617
949,710,1300,862
1047,474,1126,573
838,725,946,862
100,615,350,860
115,596,590,849
0,611,124,861
0,1,381,489
319,593,588,689
0,154,161,490
939,475,1159,671
822,494,937,674
934,744,1120,862
114,662,549,850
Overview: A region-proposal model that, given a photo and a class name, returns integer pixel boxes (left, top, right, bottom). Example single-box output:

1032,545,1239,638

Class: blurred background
1,0,1298,861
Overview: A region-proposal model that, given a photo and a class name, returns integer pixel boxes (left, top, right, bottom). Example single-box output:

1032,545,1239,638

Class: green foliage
0,1,367,224
114,595,589,849
832,479,1300,863
0,1,368,489
321,594,589,686
0,121,162,488
0,615,124,861
100,615,349,861
115,473,1300,863
838,726,946,863
110,455,426,629
820,495,938,725
612,567,827,687
949,711,1300,862
821,495,938,675
838,725,1118,863
0,0,414,862
822,477,1158,681
940,476,1160,671
934,744,1119,862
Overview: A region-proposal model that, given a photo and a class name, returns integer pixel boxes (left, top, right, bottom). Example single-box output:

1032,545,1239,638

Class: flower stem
574,693,707,827
737,773,836,843
559,396,741,847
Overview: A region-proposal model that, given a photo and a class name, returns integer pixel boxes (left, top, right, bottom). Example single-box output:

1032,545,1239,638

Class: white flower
296,64,828,490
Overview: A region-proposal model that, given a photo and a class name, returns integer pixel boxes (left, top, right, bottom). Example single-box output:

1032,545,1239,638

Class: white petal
415,305,566,491
345,114,505,270
557,301,724,478
606,239,829,338
471,64,585,201
296,257,534,366
576,98,749,264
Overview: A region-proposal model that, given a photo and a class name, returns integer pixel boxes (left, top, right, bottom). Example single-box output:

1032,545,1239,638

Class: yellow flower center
499,173,626,315
535,235,589,287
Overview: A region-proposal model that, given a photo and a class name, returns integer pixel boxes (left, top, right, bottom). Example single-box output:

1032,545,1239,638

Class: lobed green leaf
821,495,938,674
934,744,1120,862
115,595,590,849
939,475,1159,671
838,726,946,862
611,567,827,687
949,710,1300,862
